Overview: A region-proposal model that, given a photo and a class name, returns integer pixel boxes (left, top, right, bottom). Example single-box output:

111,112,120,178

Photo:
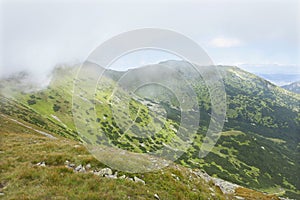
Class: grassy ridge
1,62,299,198
0,114,228,199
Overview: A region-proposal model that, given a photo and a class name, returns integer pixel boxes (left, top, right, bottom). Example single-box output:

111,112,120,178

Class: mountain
1,107,284,199
1,61,299,199
282,81,300,94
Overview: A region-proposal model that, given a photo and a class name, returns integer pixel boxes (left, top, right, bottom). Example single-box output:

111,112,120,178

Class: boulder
79,166,86,173
93,170,101,176
105,174,117,179
85,163,91,170
69,163,76,168
75,164,82,172
119,175,126,179
134,176,145,185
36,161,46,167
99,168,113,176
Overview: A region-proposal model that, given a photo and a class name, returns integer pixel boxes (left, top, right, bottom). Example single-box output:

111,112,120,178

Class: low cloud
210,37,243,48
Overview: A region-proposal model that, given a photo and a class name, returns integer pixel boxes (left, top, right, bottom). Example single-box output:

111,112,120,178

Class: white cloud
0,0,298,78
210,37,243,48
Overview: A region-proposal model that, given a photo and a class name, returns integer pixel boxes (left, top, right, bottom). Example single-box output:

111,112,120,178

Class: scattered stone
65,161,75,169
212,177,239,194
154,194,160,200
99,168,113,177
119,175,126,179
75,164,82,172
85,163,91,170
105,171,118,179
171,173,180,181
0,193,4,196
234,196,245,200
36,161,46,167
69,163,75,168
105,174,117,179
93,170,101,176
134,176,145,185
114,171,118,177
79,166,86,173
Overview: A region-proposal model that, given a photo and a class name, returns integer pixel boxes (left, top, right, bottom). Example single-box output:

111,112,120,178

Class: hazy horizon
0,0,299,85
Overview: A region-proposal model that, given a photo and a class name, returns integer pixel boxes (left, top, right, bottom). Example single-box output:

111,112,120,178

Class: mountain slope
1,61,299,199
130,61,300,198
1,106,283,200
282,81,300,94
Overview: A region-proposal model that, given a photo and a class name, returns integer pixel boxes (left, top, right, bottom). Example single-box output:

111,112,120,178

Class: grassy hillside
0,61,299,198
1,112,283,200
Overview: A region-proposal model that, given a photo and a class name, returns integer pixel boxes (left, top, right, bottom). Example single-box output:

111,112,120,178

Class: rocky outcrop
192,170,239,195
63,160,146,184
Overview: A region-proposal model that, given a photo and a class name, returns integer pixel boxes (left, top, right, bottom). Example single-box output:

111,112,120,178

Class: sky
0,0,299,84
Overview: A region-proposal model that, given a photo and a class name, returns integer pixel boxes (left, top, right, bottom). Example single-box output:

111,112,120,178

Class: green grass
0,115,233,200
1,63,299,199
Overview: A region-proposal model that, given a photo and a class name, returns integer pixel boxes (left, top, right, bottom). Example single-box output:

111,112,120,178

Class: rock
126,177,133,181
171,173,180,181
65,160,76,169
119,175,126,179
234,196,245,200
134,176,145,185
99,168,113,176
69,163,75,168
36,161,46,167
105,174,117,179
85,163,91,170
212,177,239,194
93,170,101,176
154,194,160,200
75,164,82,172
79,166,86,173
0,193,4,196
105,171,118,179
113,171,118,177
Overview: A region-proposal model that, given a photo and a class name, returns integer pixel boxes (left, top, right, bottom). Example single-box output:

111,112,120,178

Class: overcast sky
0,0,299,81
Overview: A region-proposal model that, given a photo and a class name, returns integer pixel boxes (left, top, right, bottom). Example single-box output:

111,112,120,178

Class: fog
0,0,299,84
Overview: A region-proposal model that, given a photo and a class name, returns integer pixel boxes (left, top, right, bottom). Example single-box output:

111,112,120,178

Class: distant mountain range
282,81,300,94
255,74,300,86
238,64,300,86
